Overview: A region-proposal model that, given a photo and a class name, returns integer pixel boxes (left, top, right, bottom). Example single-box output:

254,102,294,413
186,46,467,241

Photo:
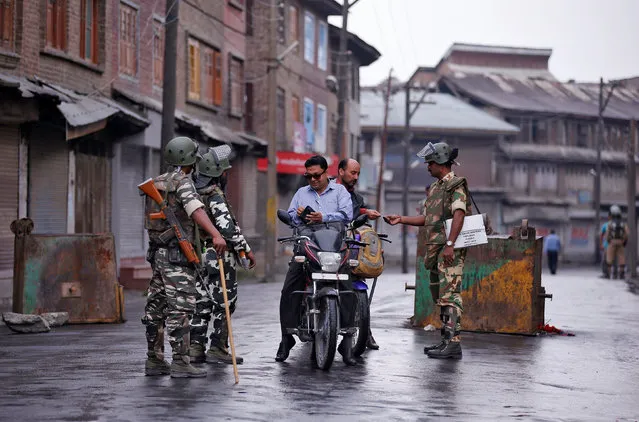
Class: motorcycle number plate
312,273,349,281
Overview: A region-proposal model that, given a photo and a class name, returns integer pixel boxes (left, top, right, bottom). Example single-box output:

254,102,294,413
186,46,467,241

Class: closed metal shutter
119,144,146,258
29,128,68,234
0,125,19,274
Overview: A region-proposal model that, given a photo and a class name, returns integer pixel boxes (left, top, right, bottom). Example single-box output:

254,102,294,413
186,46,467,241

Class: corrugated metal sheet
0,73,149,128
442,66,639,120
28,130,68,234
500,142,639,164
360,91,520,134
0,125,19,274
119,145,146,258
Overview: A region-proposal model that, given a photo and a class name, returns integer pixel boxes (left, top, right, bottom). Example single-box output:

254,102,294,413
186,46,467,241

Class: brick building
0,0,149,308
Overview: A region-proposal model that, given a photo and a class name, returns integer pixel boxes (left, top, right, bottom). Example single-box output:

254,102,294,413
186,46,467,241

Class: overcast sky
329,0,639,86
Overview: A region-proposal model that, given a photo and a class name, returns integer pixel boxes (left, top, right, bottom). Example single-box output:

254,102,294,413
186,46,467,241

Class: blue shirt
601,222,609,249
287,181,353,225
544,234,561,252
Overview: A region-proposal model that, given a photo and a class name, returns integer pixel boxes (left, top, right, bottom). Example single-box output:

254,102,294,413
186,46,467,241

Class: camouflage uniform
191,184,251,355
605,218,629,279
142,170,204,362
422,172,471,343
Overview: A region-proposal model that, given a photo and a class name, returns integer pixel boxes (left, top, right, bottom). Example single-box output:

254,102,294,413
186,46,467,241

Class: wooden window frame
229,55,243,117
0,0,15,51
187,36,223,107
80,0,99,64
46,0,67,51
152,17,164,87
118,2,139,77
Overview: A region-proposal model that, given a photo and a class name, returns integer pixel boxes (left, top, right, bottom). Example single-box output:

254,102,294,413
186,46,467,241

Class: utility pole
593,77,619,264
628,119,637,278
401,83,410,273
160,0,179,172
265,0,278,282
374,69,393,232
335,0,361,158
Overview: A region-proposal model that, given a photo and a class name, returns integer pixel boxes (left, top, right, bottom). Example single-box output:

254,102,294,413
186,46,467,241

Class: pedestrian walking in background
543,230,561,275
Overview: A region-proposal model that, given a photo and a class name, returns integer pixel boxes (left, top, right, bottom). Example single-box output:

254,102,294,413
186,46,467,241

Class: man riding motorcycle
275,155,356,365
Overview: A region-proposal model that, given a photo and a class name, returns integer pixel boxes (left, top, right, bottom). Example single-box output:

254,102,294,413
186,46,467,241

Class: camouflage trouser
190,247,237,350
427,245,466,341
142,248,198,358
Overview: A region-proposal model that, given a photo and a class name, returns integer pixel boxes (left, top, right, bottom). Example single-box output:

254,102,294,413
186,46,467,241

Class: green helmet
610,204,622,216
164,136,199,166
417,141,455,165
198,145,233,178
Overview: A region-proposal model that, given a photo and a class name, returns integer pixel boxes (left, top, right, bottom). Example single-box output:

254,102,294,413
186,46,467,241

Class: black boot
602,262,610,279
427,306,462,360
338,335,357,366
427,341,462,359
366,328,379,350
275,335,296,362
620,267,625,280
613,267,619,279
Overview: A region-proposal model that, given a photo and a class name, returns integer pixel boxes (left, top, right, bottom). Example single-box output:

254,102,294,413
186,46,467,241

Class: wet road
1,267,638,421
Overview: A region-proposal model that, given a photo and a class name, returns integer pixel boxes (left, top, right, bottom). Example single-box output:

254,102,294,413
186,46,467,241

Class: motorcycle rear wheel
313,296,338,370
352,290,370,357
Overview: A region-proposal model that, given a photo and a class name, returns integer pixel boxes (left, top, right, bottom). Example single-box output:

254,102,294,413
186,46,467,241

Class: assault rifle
138,178,203,271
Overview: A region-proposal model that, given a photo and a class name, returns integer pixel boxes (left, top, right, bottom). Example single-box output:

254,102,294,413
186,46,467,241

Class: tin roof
499,142,638,165
441,64,639,120
360,90,520,134
0,73,149,127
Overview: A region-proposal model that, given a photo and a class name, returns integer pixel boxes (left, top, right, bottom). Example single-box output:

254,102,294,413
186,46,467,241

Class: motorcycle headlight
317,252,341,272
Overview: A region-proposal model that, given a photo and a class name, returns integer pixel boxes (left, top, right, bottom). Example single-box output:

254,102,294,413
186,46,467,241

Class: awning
0,73,150,134
502,204,570,224
111,87,250,147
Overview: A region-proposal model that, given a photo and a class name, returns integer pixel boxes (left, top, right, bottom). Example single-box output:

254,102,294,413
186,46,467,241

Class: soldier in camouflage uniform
189,145,256,365
142,136,228,378
604,204,629,279
385,141,470,359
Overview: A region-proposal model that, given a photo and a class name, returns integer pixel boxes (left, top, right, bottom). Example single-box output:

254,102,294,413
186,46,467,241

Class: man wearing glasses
275,155,354,364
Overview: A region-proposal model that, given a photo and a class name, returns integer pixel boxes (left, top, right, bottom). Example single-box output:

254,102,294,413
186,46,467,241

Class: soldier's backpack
351,225,384,278
610,220,626,240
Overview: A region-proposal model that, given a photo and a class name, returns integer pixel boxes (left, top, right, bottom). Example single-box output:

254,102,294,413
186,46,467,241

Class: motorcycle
348,227,391,357
277,210,369,370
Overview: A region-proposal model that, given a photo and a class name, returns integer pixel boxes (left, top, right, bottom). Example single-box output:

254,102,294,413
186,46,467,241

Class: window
289,5,298,46
303,98,314,149
304,12,314,64
317,21,327,70
576,122,589,147
188,38,222,107
47,0,67,50
316,104,327,153
246,0,253,36
119,3,138,76
0,0,15,51
80,0,98,63
245,82,254,132
229,56,243,116
276,88,286,149
152,19,164,86
292,95,300,123
532,119,547,144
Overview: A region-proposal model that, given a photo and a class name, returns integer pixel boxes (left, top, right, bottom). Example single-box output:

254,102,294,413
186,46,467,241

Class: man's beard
344,179,357,190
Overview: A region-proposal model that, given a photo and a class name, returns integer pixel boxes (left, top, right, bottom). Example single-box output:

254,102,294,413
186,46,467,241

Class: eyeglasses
304,169,326,180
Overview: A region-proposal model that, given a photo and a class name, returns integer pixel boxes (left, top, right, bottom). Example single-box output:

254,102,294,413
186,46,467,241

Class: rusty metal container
11,218,124,324
413,220,550,335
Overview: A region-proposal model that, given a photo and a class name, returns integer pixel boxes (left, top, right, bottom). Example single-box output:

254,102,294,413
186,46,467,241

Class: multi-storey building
244,0,379,242
362,43,639,263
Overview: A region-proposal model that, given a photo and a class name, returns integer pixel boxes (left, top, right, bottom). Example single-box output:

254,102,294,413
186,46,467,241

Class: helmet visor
416,142,436,162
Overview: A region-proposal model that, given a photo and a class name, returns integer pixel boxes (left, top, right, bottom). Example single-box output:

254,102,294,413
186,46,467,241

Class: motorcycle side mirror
277,209,293,226
351,213,368,229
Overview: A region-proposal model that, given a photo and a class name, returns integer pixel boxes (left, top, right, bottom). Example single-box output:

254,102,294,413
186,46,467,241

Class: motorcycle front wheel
313,296,338,370
352,290,370,357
